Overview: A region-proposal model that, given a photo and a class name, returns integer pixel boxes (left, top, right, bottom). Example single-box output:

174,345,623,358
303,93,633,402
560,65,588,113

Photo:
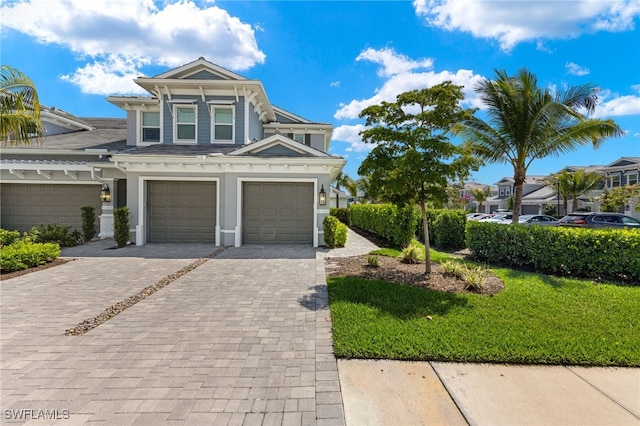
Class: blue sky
2,0,639,185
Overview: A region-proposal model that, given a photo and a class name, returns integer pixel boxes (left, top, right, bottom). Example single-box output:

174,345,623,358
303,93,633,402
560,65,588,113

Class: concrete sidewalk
339,360,640,426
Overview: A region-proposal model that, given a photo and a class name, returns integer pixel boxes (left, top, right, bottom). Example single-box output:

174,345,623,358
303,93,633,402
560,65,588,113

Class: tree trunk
572,196,578,212
420,201,432,274
564,197,568,215
512,167,526,223
336,191,339,208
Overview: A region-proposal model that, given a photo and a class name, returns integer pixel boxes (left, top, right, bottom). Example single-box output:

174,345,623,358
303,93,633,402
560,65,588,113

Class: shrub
32,224,81,247
330,208,351,226
465,221,640,282
432,210,467,250
324,215,348,248
462,266,486,291
349,204,419,247
113,206,130,248
416,209,467,250
367,255,380,267
81,206,97,242
0,229,20,246
0,240,61,273
401,246,420,264
441,259,465,277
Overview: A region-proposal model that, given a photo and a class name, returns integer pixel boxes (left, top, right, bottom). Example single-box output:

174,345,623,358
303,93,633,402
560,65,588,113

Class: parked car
517,214,559,226
486,212,513,223
558,212,640,229
467,213,485,220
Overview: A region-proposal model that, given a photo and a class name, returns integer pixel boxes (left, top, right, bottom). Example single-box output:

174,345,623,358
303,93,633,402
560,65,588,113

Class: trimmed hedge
114,206,130,248
330,208,351,226
0,240,61,273
466,221,640,282
416,209,467,250
349,204,419,247
324,215,348,248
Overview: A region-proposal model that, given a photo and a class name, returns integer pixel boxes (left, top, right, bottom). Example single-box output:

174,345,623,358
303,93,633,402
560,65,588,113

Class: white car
518,214,559,226
485,212,513,223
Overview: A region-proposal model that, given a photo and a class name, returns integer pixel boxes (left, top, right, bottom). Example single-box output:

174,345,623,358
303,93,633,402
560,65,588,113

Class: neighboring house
486,157,640,217
1,57,346,246
330,186,350,209
461,182,497,213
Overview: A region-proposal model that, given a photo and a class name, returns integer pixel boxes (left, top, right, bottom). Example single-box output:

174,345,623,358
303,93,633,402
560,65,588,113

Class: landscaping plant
80,206,97,242
113,206,130,248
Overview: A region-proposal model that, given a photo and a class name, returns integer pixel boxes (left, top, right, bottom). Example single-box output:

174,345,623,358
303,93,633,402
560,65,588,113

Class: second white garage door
243,182,313,244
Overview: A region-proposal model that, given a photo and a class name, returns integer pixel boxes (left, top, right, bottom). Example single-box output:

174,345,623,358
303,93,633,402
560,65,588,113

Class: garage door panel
243,182,313,244
1,184,102,232
147,181,216,243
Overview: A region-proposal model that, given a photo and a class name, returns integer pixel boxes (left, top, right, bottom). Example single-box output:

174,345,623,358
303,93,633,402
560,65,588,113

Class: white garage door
147,181,217,243
1,183,101,232
243,182,313,244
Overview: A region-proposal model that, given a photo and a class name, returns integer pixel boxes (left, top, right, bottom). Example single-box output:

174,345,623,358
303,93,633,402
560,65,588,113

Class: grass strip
328,264,640,366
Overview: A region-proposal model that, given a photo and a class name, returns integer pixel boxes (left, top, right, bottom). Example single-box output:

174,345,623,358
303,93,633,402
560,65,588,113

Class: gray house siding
43,122,74,136
127,111,136,145
254,145,306,156
274,111,296,123
185,70,225,80
310,134,324,152
161,95,245,145
247,103,263,142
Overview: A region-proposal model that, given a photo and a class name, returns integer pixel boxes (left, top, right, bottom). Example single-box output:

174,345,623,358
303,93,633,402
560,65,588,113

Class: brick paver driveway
1,243,344,425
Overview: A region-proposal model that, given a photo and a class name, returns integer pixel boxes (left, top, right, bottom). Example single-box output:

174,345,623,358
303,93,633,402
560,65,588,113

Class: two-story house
1,58,346,246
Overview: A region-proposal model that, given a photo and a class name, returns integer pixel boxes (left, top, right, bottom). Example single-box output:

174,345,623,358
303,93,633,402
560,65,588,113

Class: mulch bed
325,254,504,295
1,258,73,281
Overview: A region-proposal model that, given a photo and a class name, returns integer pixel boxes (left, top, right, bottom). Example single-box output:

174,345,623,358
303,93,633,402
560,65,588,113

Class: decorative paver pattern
0,240,356,425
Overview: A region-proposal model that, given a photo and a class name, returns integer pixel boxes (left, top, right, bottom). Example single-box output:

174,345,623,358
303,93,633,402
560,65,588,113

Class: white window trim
499,187,505,196
293,133,305,144
211,105,235,144
173,105,198,144
138,110,161,146
611,175,621,187
625,171,638,186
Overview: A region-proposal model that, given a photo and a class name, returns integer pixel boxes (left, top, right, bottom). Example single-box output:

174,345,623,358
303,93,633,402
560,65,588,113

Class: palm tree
1,65,44,145
454,69,623,223
469,186,492,213
356,175,373,203
333,171,353,208
563,170,603,212
543,173,570,216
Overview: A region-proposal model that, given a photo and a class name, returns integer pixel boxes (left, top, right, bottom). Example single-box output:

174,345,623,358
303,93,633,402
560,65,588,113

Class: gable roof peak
152,57,247,81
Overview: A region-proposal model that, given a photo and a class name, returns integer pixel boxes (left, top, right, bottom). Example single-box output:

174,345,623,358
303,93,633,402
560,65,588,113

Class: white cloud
594,95,640,117
1,0,265,94
60,55,150,95
356,47,434,78
334,48,483,120
565,62,590,76
332,124,372,152
413,0,640,51
330,81,341,88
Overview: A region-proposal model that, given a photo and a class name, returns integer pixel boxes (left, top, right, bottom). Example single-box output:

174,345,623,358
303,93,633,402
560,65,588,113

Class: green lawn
328,249,640,366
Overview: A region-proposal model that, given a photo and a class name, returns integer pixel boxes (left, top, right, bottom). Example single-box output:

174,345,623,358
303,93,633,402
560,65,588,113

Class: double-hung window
141,111,160,144
611,175,621,187
627,173,638,186
212,106,234,143
293,133,304,144
175,106,197,143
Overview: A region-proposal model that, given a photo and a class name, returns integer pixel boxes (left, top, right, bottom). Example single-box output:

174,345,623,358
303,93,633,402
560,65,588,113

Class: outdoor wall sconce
100,184,111,203
319,184,327,206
